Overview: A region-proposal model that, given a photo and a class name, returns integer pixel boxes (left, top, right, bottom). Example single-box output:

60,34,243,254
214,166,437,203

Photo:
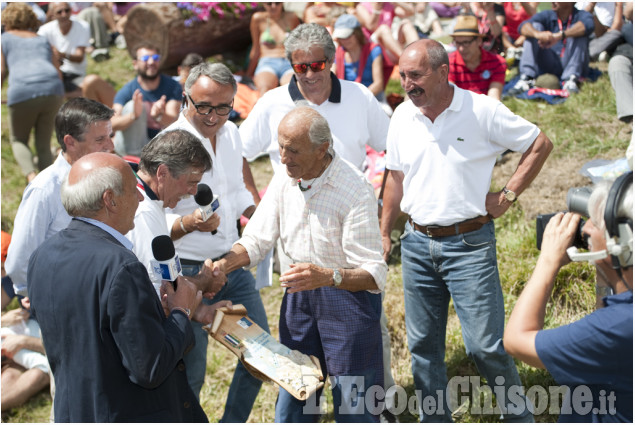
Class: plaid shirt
238,155,386,293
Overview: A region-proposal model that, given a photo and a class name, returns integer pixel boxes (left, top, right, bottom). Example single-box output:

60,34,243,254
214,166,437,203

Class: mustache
407,87,424,97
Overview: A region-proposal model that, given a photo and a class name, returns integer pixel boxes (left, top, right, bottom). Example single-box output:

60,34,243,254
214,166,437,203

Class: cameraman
504,175,632,422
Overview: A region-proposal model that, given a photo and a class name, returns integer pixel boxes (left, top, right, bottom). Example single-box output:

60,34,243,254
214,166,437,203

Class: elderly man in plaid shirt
215,106,387,422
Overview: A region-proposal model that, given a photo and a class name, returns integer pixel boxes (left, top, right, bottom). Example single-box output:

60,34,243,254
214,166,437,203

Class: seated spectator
1,297,50,413
609,43,633,123
448,15,507,100
111,43,182,157
74,2,114,61
504,173,633,422
1,2,65,184
176,52,204,88
429,2,462,19
303,2,348,32
510,2,595,95
501,2,539,60
392,2,445,40
332,14,385,99
578,2,625,61
466,2,506,54
37,2,115,107
247,2,300,97
354,2,419,64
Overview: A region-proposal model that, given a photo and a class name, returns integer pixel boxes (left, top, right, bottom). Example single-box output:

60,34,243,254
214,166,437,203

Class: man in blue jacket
510,2,595,94
28,152,211,422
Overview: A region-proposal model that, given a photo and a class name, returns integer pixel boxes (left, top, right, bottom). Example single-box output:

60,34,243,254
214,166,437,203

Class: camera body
535,187,591,250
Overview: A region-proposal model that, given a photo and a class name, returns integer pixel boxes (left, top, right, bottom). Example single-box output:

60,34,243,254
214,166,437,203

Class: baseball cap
333,14,360,40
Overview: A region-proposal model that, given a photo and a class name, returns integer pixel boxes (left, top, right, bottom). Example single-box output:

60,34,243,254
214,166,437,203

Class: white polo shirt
239,73,389,172
385,85,540,226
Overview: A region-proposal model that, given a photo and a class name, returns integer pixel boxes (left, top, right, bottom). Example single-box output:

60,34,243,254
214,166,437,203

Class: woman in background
1,3,64,183
247,2,300,97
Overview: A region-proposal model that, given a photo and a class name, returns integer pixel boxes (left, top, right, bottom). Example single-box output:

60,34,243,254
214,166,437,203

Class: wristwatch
502,187,517,203
332,269,342,287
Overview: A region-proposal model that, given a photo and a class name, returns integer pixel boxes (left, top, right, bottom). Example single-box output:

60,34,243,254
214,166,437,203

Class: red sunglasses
291,59,328,74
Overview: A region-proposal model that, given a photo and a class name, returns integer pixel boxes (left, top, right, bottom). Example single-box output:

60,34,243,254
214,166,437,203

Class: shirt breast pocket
309,214,342,260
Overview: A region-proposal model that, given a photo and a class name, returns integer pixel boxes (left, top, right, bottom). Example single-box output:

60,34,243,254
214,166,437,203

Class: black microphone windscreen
194,183,213,206
151,235,175,261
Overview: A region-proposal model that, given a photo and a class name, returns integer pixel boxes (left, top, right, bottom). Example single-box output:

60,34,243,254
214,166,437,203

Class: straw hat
451,15,485,38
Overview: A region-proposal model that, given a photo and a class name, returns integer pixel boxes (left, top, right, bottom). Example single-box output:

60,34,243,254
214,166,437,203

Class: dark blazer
28,219,207,422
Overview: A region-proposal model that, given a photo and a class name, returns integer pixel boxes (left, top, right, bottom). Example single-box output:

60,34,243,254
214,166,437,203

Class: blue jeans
181,264,269,422
519,22,589,81
400,220,533,422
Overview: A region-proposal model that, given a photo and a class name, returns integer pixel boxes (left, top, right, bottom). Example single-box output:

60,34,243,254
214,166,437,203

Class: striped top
448,48,507,95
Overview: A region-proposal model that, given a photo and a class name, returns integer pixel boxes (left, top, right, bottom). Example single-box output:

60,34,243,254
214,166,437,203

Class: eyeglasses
453,37,478,48
186,94,233,116
55,7,71,15
291,59,328,74
138,54,160,62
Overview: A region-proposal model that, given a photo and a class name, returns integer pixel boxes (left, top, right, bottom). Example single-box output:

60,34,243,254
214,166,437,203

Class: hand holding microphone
194,183,220,235
152,235,201,318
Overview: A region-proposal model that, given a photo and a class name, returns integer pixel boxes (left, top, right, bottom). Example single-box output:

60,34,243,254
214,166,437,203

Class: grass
1,33,631,423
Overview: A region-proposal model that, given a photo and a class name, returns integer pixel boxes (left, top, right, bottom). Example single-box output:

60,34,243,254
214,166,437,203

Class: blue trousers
275,287,383,422
181,264,269,422
400,220,533,422
519,22,590,80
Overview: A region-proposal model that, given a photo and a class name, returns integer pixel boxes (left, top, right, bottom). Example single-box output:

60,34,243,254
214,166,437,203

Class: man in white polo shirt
381,39,553,422
239,22,389,181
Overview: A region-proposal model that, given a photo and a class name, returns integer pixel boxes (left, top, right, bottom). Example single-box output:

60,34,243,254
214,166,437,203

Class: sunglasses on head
139,54,160,62
291,59,327,74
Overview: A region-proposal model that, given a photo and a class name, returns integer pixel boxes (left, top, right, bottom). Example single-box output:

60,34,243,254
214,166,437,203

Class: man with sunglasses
111,44,182,157
161,63,266,422
240,22,388,188
448,15,507,101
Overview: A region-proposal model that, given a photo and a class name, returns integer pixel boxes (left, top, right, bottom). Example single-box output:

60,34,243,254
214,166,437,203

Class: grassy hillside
1,37,631,423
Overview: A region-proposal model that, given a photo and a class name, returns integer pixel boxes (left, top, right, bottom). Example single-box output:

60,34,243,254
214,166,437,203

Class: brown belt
409,215,491,238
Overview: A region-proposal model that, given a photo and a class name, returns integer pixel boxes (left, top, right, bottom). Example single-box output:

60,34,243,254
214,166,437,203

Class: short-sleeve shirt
535,291,633,422
448,48,507,95
239,73,389,173
37,18,90,77
113,75,183,140
385,85,539,226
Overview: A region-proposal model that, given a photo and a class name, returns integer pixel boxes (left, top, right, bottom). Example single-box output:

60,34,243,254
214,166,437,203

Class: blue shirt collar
75,217,134,251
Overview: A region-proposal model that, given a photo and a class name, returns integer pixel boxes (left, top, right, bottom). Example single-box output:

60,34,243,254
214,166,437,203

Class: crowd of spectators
1,1,632,422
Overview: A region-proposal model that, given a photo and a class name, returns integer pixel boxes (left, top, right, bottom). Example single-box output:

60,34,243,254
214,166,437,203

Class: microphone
194,183,220,235
151,235,182,289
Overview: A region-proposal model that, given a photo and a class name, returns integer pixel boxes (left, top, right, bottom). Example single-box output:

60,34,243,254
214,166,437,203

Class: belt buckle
426,225,440,237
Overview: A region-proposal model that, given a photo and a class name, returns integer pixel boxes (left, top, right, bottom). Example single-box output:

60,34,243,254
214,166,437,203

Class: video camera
536,187,591,251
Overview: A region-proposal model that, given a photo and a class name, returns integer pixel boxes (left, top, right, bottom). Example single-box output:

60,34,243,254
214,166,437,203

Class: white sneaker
563,77,579,94
508,76,534,95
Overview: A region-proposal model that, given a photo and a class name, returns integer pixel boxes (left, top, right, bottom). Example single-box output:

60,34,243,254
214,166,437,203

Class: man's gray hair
184,62,237,96
61,166,123,218
426,39,449,70
290,106,334,155
588,177,633,232
285,23,336,63
139,129,212,177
